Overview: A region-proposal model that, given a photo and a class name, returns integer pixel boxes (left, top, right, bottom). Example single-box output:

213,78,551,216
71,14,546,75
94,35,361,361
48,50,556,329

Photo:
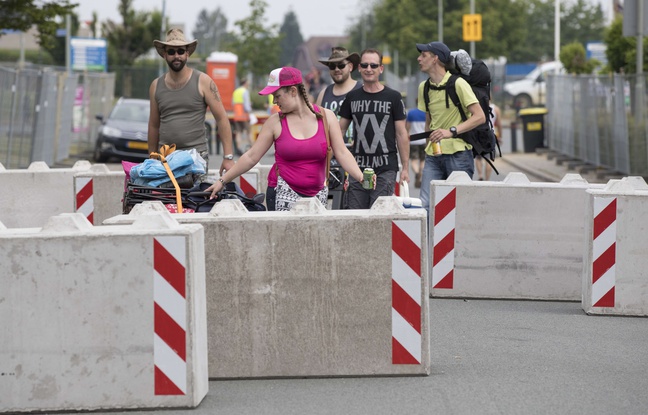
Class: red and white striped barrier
154,236,187,395
0,213,208,412
75,177,94,224
240,172,259,198
590,197,616,308
0,161,92,228
429,172,603,300
392,220,422,364
73,166,124,226
432,186,456,290
583,179,648,316
107,197,430,378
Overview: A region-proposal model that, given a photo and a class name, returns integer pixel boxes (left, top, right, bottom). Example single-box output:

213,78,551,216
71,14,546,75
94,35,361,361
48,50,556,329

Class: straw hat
318,47,360,71
153,28,198,58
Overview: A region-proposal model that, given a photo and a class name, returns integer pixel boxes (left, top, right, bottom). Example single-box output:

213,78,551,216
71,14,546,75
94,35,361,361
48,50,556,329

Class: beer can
362,168,374,189
432,141,442,156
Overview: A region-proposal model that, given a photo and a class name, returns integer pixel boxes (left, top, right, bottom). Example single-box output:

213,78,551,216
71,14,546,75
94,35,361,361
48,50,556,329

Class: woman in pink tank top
207,67,368,211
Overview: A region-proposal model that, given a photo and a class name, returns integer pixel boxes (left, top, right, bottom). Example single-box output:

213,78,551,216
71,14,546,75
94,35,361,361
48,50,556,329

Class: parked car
503,61,564,109
94,98,150,162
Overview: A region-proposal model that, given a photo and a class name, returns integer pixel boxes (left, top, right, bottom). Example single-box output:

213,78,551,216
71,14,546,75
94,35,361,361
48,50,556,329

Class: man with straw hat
148,28,235,175
316,46,362,146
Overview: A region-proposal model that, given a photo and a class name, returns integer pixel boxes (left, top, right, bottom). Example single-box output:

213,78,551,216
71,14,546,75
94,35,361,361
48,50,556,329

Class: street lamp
158,0,166,77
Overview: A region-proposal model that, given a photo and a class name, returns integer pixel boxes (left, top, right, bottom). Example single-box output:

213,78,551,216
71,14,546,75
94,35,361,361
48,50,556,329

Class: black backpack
423,58,501,174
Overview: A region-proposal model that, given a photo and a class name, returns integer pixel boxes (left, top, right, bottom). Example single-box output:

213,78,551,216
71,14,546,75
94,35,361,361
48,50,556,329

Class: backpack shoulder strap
445,74,467,122
423,78,431,114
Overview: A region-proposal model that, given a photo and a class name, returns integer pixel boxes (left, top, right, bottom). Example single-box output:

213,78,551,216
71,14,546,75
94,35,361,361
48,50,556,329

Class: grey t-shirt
320,81,362,145
156,69,208,152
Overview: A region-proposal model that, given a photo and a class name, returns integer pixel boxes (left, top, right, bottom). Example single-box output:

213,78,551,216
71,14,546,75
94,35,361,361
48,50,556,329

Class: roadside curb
499,153,560,183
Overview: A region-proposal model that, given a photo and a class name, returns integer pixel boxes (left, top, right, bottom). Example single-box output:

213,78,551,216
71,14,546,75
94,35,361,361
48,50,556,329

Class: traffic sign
462,14,482,42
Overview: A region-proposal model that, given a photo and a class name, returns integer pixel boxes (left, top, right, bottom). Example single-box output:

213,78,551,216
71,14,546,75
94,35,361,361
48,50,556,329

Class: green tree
561,0,605,45
102,0,162,67
370,0,526,70
603,16,636,73
372,0,437,69
225,0,280,84
560,42,599,74
278,10,303,66
41,12,80,66
346,11,381,56
0,0,77,48
193,7,230,57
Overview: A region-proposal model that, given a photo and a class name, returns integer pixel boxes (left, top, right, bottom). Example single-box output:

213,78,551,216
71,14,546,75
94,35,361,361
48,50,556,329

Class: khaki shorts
410,144,426,160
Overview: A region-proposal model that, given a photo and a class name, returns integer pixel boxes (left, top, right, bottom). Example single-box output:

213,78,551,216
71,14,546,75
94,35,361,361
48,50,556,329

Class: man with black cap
148,28,235,176
316,47,362,146
416,40,485,213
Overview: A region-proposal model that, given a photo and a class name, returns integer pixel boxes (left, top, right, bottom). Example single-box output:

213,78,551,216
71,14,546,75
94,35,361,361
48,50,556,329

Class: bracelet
218,178,226,187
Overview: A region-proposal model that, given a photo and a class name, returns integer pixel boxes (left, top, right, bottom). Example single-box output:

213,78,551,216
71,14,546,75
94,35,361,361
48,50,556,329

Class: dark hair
360,48,383,64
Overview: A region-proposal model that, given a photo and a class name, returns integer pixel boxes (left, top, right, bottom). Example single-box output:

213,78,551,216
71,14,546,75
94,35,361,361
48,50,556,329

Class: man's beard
333,72,349,85
167,59,186,72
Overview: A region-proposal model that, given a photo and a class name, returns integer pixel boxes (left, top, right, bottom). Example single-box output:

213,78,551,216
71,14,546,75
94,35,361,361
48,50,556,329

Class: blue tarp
130,150,205,187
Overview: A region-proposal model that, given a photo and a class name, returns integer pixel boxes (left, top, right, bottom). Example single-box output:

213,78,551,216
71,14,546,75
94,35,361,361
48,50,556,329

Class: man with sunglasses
316,47,362,146
338,48,409,209
148,28,235,177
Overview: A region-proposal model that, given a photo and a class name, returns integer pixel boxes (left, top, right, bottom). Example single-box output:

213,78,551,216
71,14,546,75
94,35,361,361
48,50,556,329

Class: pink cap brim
258,85,280,96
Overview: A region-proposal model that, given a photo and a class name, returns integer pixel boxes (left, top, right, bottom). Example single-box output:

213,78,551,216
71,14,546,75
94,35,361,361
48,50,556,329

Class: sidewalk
499,150,608,184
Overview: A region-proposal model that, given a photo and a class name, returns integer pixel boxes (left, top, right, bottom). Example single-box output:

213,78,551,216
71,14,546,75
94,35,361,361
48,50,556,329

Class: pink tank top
274,109,327,196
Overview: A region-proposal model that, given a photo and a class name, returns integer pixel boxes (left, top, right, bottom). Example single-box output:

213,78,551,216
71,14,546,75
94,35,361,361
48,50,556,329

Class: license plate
127,141,148,150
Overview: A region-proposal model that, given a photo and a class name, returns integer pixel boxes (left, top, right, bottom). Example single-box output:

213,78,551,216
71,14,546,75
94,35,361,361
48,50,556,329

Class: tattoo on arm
209,81,221,102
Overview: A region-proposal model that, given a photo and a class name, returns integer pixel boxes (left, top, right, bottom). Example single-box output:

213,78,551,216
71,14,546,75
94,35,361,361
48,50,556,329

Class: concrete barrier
430,172,605,301
582,177,648,316
0,213,208,412
74,164,126,225
106,197,430,378
205,167,262,198
0,161,92,228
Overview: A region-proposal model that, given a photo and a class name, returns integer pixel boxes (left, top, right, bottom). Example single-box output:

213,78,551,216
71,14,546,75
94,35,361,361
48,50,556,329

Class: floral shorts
275,176,328,211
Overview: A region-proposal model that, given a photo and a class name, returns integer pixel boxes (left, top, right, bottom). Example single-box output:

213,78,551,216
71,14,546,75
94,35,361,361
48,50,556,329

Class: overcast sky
73,0,363,40
73,0,614,41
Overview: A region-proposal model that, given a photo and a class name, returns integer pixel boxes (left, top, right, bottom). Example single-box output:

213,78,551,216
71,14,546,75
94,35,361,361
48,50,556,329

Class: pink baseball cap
258,67,303,95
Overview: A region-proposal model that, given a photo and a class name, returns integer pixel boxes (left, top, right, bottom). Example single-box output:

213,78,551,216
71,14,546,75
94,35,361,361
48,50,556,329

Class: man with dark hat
148,28,235,176
316,47,362,146
415,40,485,213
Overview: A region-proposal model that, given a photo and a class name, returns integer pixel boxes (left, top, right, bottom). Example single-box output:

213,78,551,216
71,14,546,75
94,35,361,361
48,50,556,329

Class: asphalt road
75,126,648,415
89,299,648,415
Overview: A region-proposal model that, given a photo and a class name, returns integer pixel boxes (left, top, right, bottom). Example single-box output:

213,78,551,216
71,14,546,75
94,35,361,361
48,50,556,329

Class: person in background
267,94,280,114
416,40,485,213
338,48,409,209
207,67,366,211
316,47,362,146
406,100,427,188
232,78,252,155
306,66,326,102
148,28,235,175
475,101,502,180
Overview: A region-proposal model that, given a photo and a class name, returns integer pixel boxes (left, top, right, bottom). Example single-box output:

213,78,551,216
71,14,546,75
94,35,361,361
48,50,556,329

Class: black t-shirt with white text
339,86,406,174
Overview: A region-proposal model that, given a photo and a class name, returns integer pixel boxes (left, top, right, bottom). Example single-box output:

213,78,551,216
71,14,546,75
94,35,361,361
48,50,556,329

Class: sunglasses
359,63,380,69
328,62,348,70
166,48,186,56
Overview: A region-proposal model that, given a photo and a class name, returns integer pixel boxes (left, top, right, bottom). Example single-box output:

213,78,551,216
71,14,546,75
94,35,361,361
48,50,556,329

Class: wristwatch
449,126,458,138
223,154,234,160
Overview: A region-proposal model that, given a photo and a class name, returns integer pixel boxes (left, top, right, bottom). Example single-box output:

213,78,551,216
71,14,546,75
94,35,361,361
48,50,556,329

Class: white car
504,61,564,108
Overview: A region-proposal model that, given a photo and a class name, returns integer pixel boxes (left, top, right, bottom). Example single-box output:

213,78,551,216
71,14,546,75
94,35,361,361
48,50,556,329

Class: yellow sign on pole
463,14,482,42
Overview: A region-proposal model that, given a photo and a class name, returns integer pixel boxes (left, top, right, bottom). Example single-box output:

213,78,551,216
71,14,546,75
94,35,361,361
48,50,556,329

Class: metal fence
547,73,648,177
0,66,115,169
